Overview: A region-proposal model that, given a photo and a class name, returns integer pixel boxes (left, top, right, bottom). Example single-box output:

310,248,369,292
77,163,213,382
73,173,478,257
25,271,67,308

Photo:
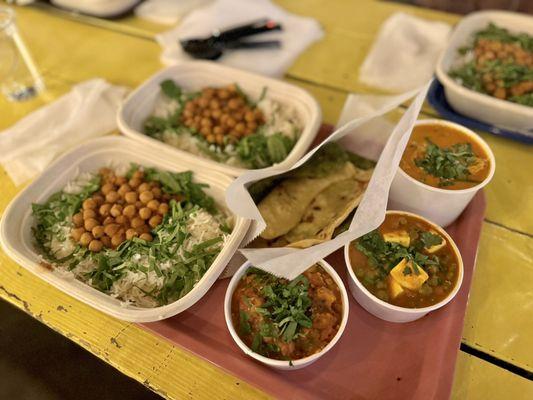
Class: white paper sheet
224,82,431,280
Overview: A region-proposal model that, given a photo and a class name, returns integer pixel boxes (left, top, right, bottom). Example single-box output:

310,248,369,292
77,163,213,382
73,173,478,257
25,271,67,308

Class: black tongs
180,19,283,60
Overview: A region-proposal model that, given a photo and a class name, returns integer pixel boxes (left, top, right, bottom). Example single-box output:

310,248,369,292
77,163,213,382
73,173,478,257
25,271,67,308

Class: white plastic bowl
344,210,464,323
117,61,322,177
435,10,533,133
224,260,349,370
389,119,495,227
0,136,250,322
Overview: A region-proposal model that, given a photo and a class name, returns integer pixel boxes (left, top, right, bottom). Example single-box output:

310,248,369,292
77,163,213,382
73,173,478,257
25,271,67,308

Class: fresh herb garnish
414,139,478,187
236,131,296,169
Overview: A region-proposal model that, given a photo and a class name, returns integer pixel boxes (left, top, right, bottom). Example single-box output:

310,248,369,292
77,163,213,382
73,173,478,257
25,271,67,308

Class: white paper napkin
359,13,450,92
224,83,430,280
135,0,211,25
0,79,128,186
156,0,323,77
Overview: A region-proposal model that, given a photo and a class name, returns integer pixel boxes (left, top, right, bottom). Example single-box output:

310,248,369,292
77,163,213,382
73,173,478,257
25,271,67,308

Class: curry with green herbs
400,123,490,190
349,213,460,308
231,264,343,360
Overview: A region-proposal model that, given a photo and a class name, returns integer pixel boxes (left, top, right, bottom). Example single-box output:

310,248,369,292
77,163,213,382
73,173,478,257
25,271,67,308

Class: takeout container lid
435,10,533,132
117,61,322,178
388,119,495,227
0,136,250,322
224,259,349,370
344,210,464,323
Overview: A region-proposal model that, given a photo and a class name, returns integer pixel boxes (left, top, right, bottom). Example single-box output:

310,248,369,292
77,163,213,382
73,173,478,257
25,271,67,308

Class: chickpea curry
349,213,460,308
449,23,533,106
31,165,232,307
231,265,343,361
144,80,303,169
400,123,490,190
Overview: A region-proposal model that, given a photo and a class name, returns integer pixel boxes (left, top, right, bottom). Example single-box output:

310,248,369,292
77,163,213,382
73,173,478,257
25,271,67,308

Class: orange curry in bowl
400,123,491,190
349,213,460,309
231,264,343,361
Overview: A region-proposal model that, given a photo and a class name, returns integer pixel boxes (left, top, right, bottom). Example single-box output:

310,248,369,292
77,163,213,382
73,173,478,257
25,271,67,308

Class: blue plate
427,80,533,145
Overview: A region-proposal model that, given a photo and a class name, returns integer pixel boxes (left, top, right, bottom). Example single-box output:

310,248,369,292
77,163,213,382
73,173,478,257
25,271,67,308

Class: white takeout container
344,210,464,323
0,136,250,322
436,10,533,132
117,61,322,177
224,259,349,370
389,119,495,227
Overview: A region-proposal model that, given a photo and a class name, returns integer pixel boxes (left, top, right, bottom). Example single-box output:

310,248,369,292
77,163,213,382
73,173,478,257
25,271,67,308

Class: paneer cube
389,258,428,291
425,231,446,254
387,275,404,299
383,230,410,247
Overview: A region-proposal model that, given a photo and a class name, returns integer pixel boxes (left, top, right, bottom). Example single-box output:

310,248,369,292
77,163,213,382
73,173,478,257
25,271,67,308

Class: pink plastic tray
141,126,486,400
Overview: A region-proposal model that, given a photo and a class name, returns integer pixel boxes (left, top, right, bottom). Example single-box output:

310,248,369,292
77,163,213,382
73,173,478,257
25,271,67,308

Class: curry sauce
400,123,490,190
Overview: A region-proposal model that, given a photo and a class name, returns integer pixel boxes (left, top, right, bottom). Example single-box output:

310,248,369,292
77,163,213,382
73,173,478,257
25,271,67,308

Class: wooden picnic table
1,1,532,398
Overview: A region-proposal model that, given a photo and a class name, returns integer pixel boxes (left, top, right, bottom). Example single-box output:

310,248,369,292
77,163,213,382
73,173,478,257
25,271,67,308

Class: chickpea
110,204,123,218
136,224,150,235
139,233,153,242
244,110,255,122
210,99,220,110
213,126,223,136
135,201,143,209
215,134,224,145
198,97,209,108
124,191,138,204
88,240,103,252
200,126,211,137
139,191,154,204
226,117,236,128
158,203,169,215
125,228,138,240
147,199,160,211
101,183,114,195
139,207,152,220
131,217,144,229
72,212,84,227
122,204,136,218
71,227,85,242
99,167,112,176
105,191,119,203
200,117,212,128
84,218,99,231
104,224,120,237
92,225,105,239
218,89,229,99
235,122,246,134
92,194,105,206
82,198,97,210
99,203,112,217
138,182,151,193
115,176,127,186
101,236,112,248
111,233,125,248
206,134,216,143
83,209,97,220
115,215,128,227
103,216,114,225
151,187,162,198
132,170,144,179
182,109,193,119
247,121,257,132
149,215,163,228
117,184,131,196
129,178,141,189
79,232,93,246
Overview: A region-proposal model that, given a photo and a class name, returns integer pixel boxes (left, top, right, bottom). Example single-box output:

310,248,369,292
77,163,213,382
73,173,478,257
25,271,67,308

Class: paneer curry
231,264,343,360
349,213,460,308
400,123,491,190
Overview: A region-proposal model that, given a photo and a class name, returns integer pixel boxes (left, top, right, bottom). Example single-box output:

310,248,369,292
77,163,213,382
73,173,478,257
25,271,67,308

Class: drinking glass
0,6,44,101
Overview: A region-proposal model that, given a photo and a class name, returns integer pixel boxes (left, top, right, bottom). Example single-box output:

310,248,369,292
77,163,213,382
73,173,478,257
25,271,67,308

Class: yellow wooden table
1,2,532,399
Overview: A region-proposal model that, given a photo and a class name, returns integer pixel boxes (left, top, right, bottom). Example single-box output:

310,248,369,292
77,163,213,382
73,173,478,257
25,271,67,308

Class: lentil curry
231,264,343,361
400,123,490,190
349,213,460,308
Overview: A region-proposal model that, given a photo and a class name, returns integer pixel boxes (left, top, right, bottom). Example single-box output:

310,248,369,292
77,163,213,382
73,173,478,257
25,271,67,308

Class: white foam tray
436,11,533,132
0,136,250,322
117,61,322,177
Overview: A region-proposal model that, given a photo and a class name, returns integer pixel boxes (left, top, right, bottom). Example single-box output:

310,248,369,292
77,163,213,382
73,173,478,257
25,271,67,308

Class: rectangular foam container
0,136,250,322
117,61,322,177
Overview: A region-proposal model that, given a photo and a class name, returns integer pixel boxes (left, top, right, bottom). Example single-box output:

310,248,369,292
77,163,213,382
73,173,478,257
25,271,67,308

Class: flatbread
258,162,357,240
284,178,366,248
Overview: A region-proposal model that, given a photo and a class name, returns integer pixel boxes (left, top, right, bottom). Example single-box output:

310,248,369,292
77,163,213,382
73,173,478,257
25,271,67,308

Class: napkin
224,83,430,280
156,0,323,77
359,13,450,92
135,0,211,25
0,79,128,186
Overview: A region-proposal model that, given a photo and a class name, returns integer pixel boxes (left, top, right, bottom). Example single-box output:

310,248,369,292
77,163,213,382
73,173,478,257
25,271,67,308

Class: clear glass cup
0,7,44,101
